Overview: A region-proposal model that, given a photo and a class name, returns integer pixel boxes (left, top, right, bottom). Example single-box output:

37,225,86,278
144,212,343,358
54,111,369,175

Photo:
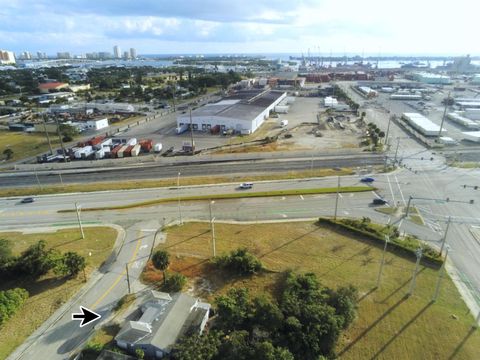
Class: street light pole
334,176,340,220
125,263,131,294
438,91,450,140
407,248,423,297
432,245,450,302
385,115,393,145
177,172,183,225
75,202,85,239
34,167,42,190
405,196,413,218
376,235,389,288
209,200,216,257
440,216,451,256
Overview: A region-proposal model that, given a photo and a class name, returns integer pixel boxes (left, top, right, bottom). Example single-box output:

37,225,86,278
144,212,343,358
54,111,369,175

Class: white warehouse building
176,90,286,135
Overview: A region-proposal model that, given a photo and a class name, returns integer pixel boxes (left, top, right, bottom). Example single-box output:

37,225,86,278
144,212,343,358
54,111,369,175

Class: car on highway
360,177,375,183
238,182,253,189
20,197,34,204
372,198,387,205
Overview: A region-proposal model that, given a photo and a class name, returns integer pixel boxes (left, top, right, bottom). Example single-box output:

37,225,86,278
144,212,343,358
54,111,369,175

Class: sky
0,0,477,56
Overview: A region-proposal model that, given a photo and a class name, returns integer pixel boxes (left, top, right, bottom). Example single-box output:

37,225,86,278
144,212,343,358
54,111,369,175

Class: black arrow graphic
72,306,101,327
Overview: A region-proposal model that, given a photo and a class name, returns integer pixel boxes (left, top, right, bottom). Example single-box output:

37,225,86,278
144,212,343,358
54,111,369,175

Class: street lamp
177,172,183,225
209,200,216,257
75,202,85,239
376,235,389,288
432,245,450,302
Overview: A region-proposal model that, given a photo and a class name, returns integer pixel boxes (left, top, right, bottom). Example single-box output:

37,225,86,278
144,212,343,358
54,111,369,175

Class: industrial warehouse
176,89,287,135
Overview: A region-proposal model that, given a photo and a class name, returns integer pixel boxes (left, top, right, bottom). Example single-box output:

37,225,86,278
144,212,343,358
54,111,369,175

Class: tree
251,341,294,360
162,272,187,292
135,348,145,359
214,248,262,275
0,288,29,325
215,288,252,331
152,250,170,284
251,296,284,333
378,131,385,138
0,239,12,267
16,240,55,277
327,285,358,329
170,331,222,360
56,252,86,277
3,148,13,160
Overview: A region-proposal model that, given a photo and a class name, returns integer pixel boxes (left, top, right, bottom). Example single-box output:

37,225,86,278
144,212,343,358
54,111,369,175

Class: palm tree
152,250,170,284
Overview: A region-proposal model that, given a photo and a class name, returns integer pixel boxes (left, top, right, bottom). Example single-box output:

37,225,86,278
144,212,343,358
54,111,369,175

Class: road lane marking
90,230,142,310
300,195,304,200
338,193,343,198
395,175,406,206
386,175,396,204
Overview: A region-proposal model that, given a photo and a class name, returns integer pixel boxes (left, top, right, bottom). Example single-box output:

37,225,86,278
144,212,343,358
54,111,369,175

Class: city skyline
0,0,477,56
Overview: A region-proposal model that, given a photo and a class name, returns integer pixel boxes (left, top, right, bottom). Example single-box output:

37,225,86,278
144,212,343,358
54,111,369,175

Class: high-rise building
123,51,130,60
130,48,137,59
99,52,111,59
21,51,32,60
57,52,71,59
0,50,16,64
114,45,121,59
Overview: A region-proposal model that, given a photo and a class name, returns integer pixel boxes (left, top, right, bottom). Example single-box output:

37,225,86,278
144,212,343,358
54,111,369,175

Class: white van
280,119,289,127
239,182,253,189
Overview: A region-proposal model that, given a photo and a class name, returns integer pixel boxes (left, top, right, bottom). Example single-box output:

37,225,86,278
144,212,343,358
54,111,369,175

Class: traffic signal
464,185,467,188
446,197,450,202
475,186,478,190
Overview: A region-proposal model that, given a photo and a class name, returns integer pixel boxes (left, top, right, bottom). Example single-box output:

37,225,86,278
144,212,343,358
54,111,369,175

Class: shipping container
139,139,153,152
117,145,129,158
124,145,134,157
88,135,106,146
131,144,141,157
126,138,137,146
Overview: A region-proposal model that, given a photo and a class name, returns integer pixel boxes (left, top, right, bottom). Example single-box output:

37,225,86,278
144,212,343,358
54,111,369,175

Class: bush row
317,217,443,267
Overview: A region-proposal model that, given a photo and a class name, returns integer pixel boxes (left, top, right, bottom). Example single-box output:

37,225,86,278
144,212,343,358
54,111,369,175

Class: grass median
58,186,373,212
0,168,359,198
0,227,117,359
142,221,480,359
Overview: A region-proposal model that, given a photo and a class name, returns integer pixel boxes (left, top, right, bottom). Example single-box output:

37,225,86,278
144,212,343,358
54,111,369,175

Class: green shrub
214,248,263,275
0,288,29,325
161,272,187,292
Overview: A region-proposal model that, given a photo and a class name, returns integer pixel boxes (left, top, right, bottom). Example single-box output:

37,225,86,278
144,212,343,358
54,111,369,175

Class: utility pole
125,264,131,294
334,176,340,220
438,91,450,140
34,167,42,190
75,202,85,239
405,196,413,218
59,172,64,186
42,115,53,155
189,108,195,155
394,137,401,164
385,115,393,146
376,236,389,288
440,217,451,256
172,81,176,111
432,245,450,302
407,248,423,297
54,117,67,159
177,172,183,225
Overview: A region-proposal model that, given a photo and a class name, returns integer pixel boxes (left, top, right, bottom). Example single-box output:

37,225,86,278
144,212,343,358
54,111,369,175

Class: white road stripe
338,193,343,198
300,195,304,200
386,175,396,204
395,175,406,206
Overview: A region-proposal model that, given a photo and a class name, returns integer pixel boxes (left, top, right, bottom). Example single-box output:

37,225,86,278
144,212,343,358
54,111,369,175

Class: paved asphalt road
0,154,384,187
2,85,480,358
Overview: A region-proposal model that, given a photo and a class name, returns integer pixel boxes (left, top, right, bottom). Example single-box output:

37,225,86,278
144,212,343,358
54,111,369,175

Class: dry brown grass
142,221,480,360
0,227,117,359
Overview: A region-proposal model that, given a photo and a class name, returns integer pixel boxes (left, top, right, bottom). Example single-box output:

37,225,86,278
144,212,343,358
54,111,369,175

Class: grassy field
0,227,117,360
0,130,61,163
0,167,359,198
143,221,480,360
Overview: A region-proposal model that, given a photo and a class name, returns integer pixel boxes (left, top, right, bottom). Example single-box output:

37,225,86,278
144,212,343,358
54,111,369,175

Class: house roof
38,82,67,90
115,291,210,352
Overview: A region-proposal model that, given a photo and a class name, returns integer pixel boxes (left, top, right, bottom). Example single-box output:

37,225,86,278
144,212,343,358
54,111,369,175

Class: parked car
372,198,387,205
238,182,253,189
360,177,375,183
20,197,34,204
